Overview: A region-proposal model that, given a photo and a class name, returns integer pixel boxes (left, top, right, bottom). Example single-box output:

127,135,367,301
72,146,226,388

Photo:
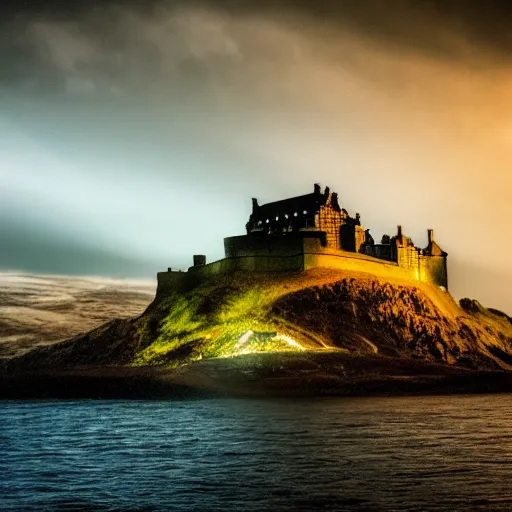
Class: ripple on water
1,395,512,511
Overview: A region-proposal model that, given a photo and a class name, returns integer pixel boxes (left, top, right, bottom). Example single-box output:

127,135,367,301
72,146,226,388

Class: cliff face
4,268,512,372
273,279,512,369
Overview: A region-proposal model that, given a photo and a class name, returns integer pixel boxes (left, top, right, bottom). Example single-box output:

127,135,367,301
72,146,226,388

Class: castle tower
420,229,448,289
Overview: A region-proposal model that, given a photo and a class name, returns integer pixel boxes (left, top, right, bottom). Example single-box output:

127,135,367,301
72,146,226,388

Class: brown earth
2,268,512,398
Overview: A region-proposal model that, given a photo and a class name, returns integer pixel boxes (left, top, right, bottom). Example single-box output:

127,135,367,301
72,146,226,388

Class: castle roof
425,240,447,257
253,193,323,220
251,184,341,221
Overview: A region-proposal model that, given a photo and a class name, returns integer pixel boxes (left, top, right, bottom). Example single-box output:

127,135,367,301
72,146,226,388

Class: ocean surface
2,395,512,511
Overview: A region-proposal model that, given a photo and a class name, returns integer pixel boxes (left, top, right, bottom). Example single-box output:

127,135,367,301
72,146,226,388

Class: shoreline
3,352,512,399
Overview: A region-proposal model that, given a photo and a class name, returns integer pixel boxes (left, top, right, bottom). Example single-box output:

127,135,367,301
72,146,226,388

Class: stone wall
419,255,448,289
317,204,342,249
156,271,188,296
362,244,394,261
394,246,448,289
355,226,366,253
190,254,304,277
300,236,411,278
159,232,448,294
224,232,325,258
397,245,420,280
302,252,415,281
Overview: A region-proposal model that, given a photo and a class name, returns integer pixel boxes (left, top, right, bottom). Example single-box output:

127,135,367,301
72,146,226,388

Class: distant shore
3,352,512,399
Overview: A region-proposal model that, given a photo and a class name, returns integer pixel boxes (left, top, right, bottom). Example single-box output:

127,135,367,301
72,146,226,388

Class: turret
193,255,206,267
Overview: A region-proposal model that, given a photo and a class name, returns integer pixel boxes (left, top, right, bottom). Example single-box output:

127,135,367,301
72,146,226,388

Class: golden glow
231,329,305,356
272,334,305,351
233,329,254,351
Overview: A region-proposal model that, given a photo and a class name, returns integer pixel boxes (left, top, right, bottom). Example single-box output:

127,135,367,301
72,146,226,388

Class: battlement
158,184,448,294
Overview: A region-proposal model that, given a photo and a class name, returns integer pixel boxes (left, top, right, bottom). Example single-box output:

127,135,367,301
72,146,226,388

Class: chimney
193,255,206,267
427,229,434,244
251,198,259,212
397,225,403,238
314,183,321,195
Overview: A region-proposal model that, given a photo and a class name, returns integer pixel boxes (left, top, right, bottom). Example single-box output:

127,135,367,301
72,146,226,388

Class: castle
158,184,448,293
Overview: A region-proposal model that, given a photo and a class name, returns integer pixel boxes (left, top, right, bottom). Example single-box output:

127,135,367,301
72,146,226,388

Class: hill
2,267,512,397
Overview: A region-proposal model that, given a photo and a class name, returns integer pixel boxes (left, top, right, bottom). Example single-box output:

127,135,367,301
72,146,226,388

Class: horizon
1,0,511,313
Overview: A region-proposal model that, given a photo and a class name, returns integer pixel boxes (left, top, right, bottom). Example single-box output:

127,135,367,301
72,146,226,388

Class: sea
2,395,512,511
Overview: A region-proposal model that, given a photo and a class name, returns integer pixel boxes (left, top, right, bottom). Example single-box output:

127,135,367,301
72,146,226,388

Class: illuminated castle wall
158,184,448,295
244,183,366,253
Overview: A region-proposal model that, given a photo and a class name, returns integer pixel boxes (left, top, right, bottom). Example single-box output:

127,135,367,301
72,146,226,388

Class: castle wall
224,232,324,258
157,250,414,294
317,205,342,249
156,254,305,293
156,271,189,296
355,226,366,253
395,246,448,290
397,246,420,280
301,237,415,280
419,255,448,289
302,253,414,280
190,254,305,276
159,233,448,293
363,244,394,261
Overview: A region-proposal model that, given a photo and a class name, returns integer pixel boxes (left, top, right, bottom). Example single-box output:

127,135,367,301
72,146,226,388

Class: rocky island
2,185,512,398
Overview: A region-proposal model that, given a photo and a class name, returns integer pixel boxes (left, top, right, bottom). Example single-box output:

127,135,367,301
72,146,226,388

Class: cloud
0,0,511,313
4,1,510,104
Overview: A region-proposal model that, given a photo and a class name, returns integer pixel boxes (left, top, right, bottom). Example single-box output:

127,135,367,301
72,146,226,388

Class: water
2,395,512,511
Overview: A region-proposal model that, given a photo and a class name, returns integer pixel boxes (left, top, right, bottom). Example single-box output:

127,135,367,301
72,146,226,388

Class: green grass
132,282,306,367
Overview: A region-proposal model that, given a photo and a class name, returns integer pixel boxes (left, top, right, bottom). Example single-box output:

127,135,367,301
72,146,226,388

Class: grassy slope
5,267,511,375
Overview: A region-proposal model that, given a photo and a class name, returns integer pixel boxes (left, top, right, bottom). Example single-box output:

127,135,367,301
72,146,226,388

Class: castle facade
158,184,448,294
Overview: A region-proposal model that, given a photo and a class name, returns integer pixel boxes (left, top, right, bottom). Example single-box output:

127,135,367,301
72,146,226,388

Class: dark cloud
3,1,512,65
2,0,512,99
1,0,511,314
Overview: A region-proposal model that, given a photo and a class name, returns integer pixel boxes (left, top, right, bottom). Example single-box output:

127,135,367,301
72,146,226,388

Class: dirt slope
4,268,511,374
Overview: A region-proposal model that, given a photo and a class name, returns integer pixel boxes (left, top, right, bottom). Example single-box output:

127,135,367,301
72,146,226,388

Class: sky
0,0,511,312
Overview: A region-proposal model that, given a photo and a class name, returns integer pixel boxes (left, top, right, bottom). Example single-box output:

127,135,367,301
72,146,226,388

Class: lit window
294,212,298,217
276,216,279,221
266,219,269,223
303,210,307,214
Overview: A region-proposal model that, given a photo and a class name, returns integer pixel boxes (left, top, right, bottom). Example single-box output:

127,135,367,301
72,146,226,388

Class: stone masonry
159,184,448,291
